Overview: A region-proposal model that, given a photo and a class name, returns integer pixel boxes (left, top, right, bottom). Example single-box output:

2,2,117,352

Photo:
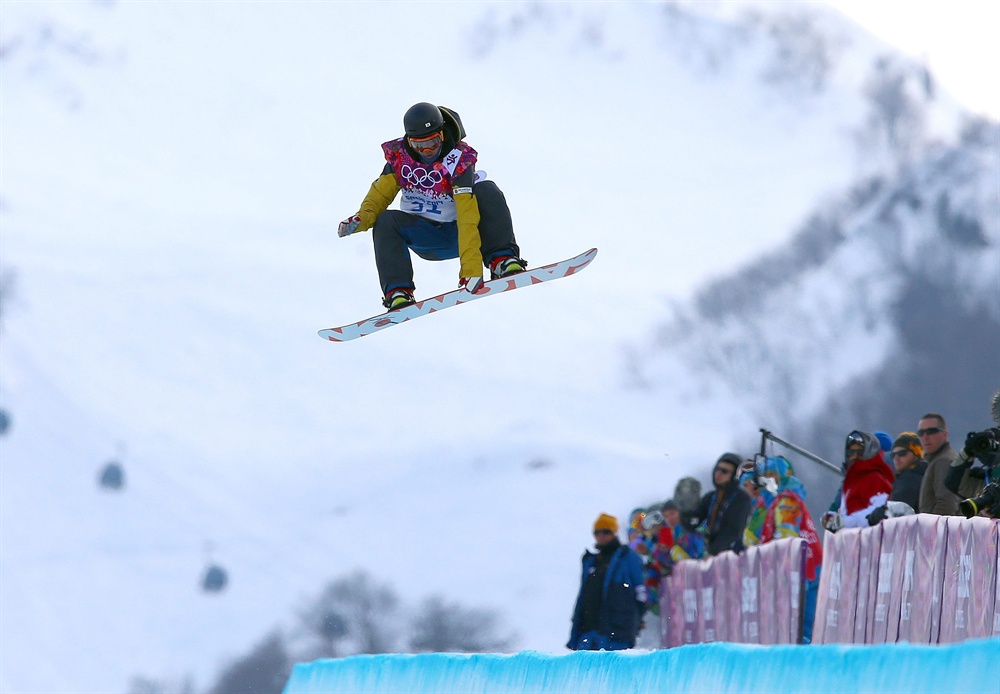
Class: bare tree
0,266,15,333
297,569,400,657
206,631,290,694
409,595,514,653
126,675,195,694
858,55,927,173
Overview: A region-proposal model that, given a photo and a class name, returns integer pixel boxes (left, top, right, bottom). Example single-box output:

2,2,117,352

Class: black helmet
403,102,444,138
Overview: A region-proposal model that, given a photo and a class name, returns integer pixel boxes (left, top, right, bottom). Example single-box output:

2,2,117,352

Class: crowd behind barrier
573,401,1000,652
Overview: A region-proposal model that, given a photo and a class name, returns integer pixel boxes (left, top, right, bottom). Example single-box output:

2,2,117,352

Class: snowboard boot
383,288,415,311
489,255,527,280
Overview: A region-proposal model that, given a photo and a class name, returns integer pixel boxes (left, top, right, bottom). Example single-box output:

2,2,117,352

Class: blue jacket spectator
568,513,646,651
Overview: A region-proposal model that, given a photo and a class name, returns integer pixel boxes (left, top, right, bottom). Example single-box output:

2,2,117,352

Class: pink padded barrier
681,556,702,645
853,524,882,643
755,540,803,645
813,528,861,644
872,517,909,643
994,526,1000,638
719,551,742,642
737,546,761,643
938,516,998,642
711,552,734,642
659,539,805,647
660,515,998,648
697,557,718,643
757,541,778,645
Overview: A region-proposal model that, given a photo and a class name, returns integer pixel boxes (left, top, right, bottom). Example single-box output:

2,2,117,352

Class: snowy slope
0,2,988,691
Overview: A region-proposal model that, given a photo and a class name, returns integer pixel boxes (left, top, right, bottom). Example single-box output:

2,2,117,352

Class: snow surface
283,639,1000,694
0,1,986,691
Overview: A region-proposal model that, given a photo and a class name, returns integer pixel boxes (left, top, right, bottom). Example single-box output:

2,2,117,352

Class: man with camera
945,392,1000,518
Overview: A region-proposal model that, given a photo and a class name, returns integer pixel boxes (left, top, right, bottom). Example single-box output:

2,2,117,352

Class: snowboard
319,248,597,342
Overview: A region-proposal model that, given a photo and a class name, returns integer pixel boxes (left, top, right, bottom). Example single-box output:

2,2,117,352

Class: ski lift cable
758,428,843,476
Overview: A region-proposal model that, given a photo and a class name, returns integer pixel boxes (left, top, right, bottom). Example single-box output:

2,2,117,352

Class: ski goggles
641,510,664,530
407,131,443,156
846,431,866,448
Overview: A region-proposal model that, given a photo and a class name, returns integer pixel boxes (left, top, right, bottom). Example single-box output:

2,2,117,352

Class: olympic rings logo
401,164,444,189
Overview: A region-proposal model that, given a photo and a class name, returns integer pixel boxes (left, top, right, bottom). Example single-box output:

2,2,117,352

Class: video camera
964,427,1000,466
959,482,1000,519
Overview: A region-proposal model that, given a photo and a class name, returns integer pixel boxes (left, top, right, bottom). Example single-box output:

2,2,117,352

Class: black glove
867,505,888,526
964,431,978,457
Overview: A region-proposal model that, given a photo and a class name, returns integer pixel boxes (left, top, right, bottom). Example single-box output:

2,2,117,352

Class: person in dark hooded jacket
694,453,753,556
567,513,646,651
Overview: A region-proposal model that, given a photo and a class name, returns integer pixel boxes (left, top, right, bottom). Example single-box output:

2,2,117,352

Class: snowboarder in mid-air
337,102,527,310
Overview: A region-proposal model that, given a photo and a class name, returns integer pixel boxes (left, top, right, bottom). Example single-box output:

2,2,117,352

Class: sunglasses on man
917,427,942,437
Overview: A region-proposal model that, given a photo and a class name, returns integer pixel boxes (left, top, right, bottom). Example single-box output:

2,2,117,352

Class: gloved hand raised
338,215,361,238
459,276,485,294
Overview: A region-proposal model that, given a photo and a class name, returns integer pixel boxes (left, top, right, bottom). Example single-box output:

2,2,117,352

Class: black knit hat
892,432,923,458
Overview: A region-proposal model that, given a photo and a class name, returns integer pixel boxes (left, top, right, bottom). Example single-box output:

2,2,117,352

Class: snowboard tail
319,248,597,343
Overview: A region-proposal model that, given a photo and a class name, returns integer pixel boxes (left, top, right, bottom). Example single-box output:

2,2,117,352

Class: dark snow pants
372,180,520,295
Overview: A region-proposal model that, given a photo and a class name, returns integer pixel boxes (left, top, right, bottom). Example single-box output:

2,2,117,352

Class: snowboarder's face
408,131,444,161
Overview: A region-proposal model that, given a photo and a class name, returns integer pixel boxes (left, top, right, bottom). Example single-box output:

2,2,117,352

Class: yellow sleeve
355,173,400,232
454,191,483,278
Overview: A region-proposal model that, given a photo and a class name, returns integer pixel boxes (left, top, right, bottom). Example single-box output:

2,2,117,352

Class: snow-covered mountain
1,2,995,692
628,125,1000,520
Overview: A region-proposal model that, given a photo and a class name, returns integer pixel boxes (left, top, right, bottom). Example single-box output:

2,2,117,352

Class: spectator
567,513,646,651
945,395,1000,506
651,500,706,571
822,431,894,532
738,462,776,549
916,413,960,515
758,456,823,644
672,476,703,531
889,432,927,512
642,505,673,616
946,429,1000,506
695,453,753,556
874,430,894,453
627,507,650,557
